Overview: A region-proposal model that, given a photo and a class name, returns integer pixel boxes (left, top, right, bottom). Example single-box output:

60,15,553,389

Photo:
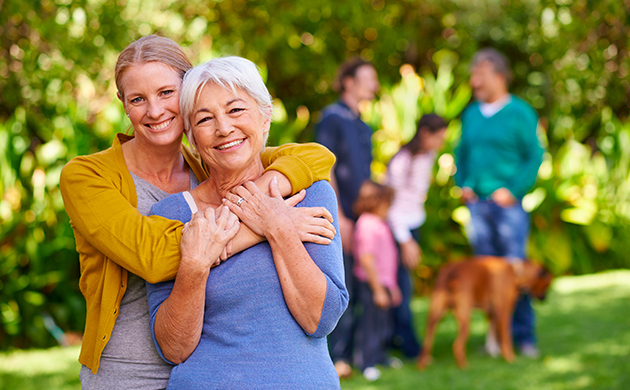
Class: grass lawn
1,270,629,390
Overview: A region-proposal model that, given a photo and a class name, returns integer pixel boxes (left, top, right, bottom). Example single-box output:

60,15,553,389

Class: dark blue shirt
316,100,372,220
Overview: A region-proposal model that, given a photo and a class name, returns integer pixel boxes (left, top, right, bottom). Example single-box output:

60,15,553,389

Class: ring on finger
236,197,245,206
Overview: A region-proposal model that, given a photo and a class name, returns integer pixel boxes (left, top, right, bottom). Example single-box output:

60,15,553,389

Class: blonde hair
115,35,193,101
353,180,395,216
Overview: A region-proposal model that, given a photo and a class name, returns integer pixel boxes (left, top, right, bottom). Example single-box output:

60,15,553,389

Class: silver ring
236,197,245,206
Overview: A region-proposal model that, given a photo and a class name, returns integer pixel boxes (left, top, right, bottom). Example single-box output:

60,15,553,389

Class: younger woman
352,180,400,381
387,114,447,358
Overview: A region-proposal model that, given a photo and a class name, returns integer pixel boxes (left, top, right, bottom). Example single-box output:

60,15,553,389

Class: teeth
217,139,244,150
148,119,172,131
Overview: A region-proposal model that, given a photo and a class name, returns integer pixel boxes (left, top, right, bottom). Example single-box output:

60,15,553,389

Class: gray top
80,169,199,390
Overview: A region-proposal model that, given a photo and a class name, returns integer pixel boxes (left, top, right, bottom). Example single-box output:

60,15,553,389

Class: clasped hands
181,178,336,268
462,186,516,207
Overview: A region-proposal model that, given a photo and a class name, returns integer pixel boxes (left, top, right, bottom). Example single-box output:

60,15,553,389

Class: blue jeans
467,200,536,347
391,227,422,358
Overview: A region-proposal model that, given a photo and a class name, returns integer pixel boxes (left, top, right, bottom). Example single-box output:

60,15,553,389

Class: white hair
180,56,273,149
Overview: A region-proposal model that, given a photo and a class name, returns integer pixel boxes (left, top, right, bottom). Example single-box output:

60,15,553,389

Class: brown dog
417,256,552,369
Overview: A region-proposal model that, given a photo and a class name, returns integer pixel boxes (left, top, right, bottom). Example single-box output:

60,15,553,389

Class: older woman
60,35,336,389
146,57,347,388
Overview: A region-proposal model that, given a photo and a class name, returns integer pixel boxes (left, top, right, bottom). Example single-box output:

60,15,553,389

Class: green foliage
1,0,629,348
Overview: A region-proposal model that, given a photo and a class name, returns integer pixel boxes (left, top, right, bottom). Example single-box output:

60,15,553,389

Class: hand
338,215,355,254
491,187,516,207
373,286,391,309
288,206,336,245
180,206,240,270
389,285,403,308
400,239,421,270
282,189,336,245
461,187,478,203
224,177,293,238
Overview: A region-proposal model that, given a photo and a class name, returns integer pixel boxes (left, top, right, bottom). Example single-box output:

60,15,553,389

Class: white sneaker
520,344,541,358
388,356,403,369
363,367,381,381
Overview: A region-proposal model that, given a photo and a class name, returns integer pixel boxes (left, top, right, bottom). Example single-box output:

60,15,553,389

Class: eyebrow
193,98,247,116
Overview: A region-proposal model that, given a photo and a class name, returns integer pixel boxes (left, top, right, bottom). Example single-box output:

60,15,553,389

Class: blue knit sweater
146,181,347,389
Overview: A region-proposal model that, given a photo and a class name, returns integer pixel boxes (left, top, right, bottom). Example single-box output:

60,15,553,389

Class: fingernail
271,176,278,184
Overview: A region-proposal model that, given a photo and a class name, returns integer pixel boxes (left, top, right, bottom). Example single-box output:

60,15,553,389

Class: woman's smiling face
190,82,270,174
119,62,184,147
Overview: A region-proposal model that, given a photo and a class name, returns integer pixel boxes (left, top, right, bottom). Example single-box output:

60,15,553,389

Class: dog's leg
496,300,516,363
485,317,500,358
417,289,448,370
453,295,472,369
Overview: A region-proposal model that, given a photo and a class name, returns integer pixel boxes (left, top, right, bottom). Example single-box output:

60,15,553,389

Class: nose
146,98,165,119
214,115,233,136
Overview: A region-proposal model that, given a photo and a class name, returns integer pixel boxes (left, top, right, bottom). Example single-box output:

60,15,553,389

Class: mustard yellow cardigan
59,133,334,373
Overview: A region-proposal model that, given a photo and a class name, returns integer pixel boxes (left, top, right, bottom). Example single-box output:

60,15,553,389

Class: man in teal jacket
455,48,544,357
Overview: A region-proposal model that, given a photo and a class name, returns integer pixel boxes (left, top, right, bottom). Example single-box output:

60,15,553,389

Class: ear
117,92,128,114
342,76,355,92
262,108,272,134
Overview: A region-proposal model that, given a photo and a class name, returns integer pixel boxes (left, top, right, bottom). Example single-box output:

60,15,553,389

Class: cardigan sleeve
60,154,183,284
260,143,335,195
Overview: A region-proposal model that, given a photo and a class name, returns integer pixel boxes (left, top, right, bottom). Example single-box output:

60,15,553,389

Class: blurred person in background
455,47,544,357
352,180,400,382
316,57,380,377
386,114,448,359
60,35,336,389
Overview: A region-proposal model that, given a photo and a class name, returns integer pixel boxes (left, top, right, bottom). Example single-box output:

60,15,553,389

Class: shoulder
462,101,480,118
60,144,121,185
318,103,354,123
301,180,336,207
149,193,191,223
508,96,538,120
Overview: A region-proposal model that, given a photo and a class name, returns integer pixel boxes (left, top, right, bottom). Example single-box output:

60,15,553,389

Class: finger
284,189,306,207
300,233,332,245
203,206,216,223
232,186,252,201
215,206,231,230
226,218,240,238
301,222,336,240
302,217,336,237
220,247,228,261
223,192,242,205
226,210,240,228
302,206,334,223
243,181,264,196
224,198,245,220
269,176,282,199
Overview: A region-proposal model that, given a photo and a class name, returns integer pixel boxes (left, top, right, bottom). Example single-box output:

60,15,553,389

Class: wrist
179,255,213,276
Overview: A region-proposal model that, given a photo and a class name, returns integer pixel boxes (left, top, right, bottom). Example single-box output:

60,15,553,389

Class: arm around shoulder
261,143,336,195
60,156,183,283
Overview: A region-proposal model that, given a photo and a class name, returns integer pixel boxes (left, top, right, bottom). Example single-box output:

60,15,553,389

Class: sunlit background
1,0,629,350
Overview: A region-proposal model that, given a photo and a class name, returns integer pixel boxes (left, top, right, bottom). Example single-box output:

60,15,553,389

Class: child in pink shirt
352,180,401,380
